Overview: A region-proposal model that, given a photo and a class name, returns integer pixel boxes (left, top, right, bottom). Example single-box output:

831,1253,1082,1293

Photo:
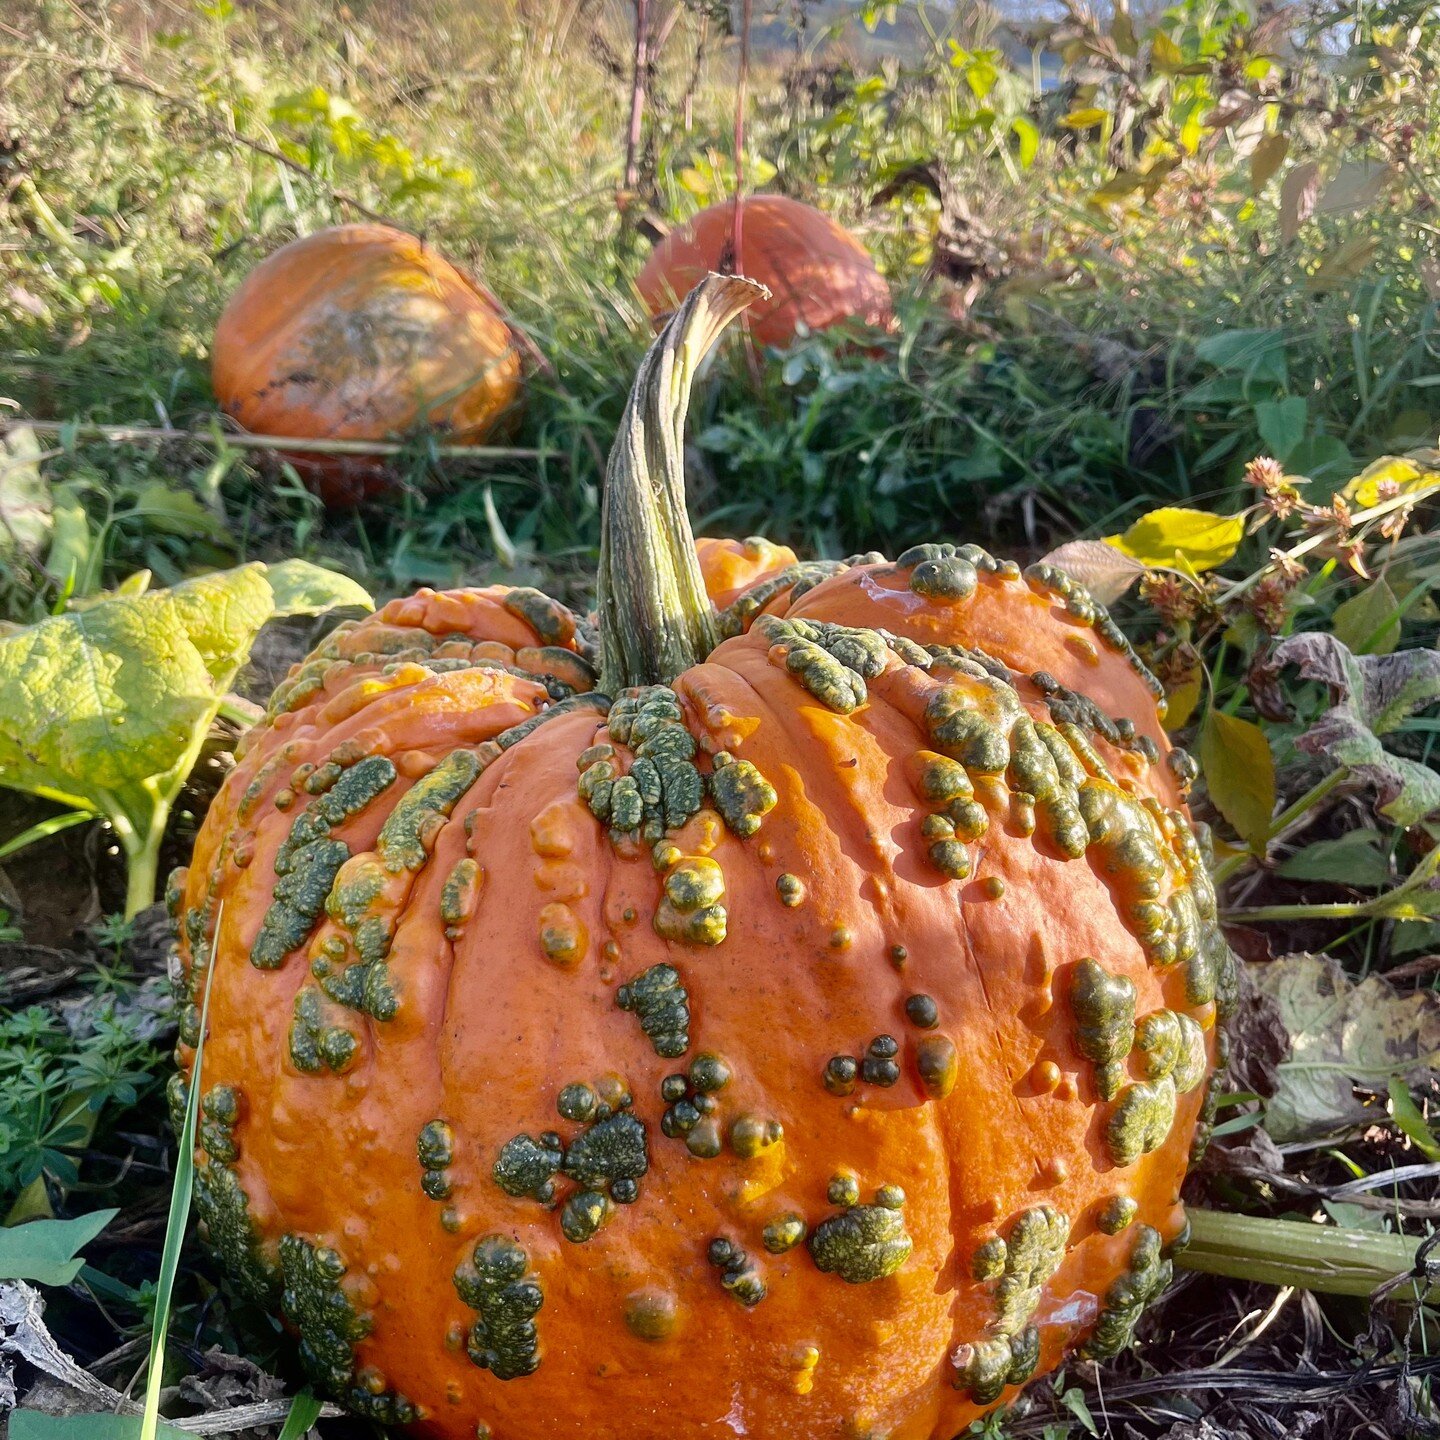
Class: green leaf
8,1415,189,1440
1388,1078,1440,1161
0,1207,117,1285
1060,107,1107,130
0,563,370,908
1107,507,1245,572
1332,578,1401,656
1193,328,1289,386
1252,955,1440,1141
125,481,229,543
278,1390,325,1440
0,425,53,557
1277,831,1390,888
263,558,373,614
1284,434,1356,498
46,483,100,598
1254,396,1308,464
1200,707,1276,849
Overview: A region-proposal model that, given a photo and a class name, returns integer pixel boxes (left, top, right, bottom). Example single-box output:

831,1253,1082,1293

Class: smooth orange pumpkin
211,224,522,506
171,278,1231,1440
637,196,892,348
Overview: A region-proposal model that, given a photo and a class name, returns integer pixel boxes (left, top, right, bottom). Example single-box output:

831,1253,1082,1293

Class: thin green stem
1179,1209,1437,1301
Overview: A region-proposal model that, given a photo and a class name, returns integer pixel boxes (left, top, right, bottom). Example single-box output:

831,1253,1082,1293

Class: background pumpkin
211,223,522,507
636,196,892,348
171,277,1232,1440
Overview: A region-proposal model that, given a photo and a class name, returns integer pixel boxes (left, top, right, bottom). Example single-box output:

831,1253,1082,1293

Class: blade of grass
277,1390,324,1440
0,809,96,861
140,902,222,1440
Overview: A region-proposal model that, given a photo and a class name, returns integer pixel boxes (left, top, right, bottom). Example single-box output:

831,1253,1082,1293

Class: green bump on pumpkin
503,587,575,647
925,686,1013,774
493,1133,564,1202
755,615,874,713
708,752,777,838
1135,1009,1182,1082
1107,1076,1179,1167
1070,957,1137,1102
182,1080,280,1306
560,1189,612,1243
418,1120,454,1170
991,1205,1070,1334
1098,1195,1140,1235
717,561,848,636
808,1196,913,1285
1171,1012,1209,1094
377,750,483,873
971,1236,1007,1283
908,554,978,603
288,986,359,1074
616,963,691,1058
454,1235,543,1380
707,1237,767,1307
440,857,481,935
762,1212,808,1254
279,1234,373,1393
917,754,974,804
1080,1224,1173,1358
591,687,705,842
950,1326,1040,1404
251,838,350,970
776,873,805,907
563,1112,648,1189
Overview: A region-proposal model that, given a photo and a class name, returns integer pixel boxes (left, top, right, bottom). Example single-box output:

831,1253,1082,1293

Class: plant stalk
596,273,768,694
1178,1208,1437,1301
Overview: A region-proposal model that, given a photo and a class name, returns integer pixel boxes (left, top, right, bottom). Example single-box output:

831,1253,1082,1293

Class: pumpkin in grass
170,277,1233,1440
211,224,522,507
637,196,892,348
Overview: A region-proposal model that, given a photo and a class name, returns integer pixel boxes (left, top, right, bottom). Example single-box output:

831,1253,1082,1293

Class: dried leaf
1308,235,1381,292
1280,160,1321,243
1199,707,1276,848
1275,632,1440,736
1316,159,1394,217
1249,132,1289,191
0,427,52,558
1039,538,1147,604
1251,953,1440,1140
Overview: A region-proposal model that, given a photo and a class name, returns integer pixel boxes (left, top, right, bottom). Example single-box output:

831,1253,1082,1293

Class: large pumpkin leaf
1275,632,1440,824
0,562,370,910
1251,954,1440,1141
1106,506,1245,572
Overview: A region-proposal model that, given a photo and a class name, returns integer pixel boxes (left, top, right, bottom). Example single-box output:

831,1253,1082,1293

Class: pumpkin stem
597,273,769,693
1177,1207,1437,1301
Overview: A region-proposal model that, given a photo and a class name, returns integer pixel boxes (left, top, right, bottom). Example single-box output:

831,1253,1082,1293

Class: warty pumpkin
637,195,892,348
211,223,521,506
171,276,1235,1440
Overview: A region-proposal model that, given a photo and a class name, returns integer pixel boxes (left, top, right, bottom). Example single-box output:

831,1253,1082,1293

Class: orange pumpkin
211,224,522,506
637,196,892,348
171,277,1231,1440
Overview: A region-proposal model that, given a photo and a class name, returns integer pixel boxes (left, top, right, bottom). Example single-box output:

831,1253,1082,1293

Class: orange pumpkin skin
695,534,800,609
211,224,522,506
171,545,1230,1440
637,197,892,348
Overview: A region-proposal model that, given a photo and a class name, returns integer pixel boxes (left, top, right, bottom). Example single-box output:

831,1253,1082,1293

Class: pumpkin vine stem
597,273,769,694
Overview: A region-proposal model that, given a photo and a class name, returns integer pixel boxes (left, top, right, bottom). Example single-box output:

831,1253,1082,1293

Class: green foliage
0,1207,116,1285
0,560,370,916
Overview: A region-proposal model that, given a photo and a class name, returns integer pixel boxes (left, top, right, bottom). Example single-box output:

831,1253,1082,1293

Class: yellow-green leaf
1332,577,1401,655
1200,708,1276,850
1163,673,1203,732
1150,31,1183,69
1106,507,1245,572
1341,455,1439,509
1061,107,1108,130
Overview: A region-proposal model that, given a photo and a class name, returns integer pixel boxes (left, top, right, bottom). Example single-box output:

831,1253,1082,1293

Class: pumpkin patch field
1,4,1439,1440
